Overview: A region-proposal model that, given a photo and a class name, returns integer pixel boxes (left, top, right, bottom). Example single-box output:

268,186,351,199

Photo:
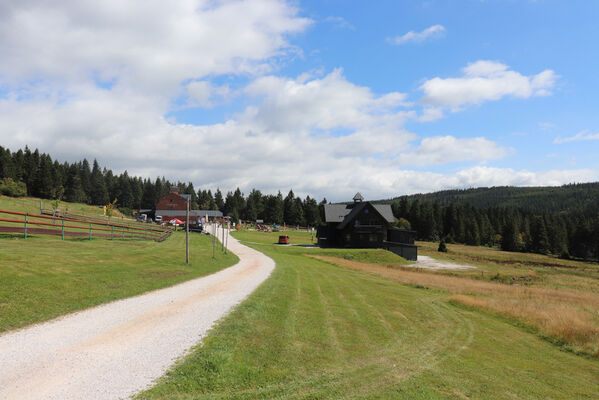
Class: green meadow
138,230,599,399
0,230,237,332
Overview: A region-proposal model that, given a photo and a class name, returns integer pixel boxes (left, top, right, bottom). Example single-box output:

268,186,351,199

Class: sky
0,0,598,202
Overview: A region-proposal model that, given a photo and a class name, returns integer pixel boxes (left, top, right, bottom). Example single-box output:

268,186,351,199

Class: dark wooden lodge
317,193,417,261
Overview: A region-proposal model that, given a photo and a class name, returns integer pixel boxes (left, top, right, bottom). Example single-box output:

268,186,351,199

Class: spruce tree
89,159,108,205
214,189,225,211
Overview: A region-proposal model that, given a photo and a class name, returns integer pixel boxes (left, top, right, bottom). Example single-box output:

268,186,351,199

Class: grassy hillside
0,231,237,332
137,230,599,399
0,195,129,218
386,182,599,214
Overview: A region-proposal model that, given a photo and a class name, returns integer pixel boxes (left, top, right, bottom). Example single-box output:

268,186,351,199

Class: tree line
391,197,599,261
0,146,324,226
2,145,598,260
393,183,599,215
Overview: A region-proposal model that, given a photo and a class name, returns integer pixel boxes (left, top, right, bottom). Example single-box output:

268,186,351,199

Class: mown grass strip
137,230,599,399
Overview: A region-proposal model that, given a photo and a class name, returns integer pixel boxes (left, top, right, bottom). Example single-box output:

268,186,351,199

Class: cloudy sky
0,0,598,201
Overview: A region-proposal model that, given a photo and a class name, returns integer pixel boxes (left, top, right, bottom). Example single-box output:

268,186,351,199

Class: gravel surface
0,225,274,399
411,255,477,270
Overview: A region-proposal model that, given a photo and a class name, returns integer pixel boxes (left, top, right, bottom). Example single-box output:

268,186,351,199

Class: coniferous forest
0,146,323,227
1,145,598,260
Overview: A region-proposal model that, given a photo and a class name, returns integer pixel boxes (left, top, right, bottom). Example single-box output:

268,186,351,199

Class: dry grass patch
311,255,599,357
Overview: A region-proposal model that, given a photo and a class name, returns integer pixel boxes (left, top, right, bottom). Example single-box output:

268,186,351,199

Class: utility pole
224,221,229,254
212,221,216,259
220,217,225,251
186,196,190,264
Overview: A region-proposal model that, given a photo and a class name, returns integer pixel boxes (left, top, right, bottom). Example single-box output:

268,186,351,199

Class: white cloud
1,68,581,201
554,130,599,144
387,24,445,45
418,107,444,122
0,2,589,201
394,136,510,167
324,16,355,30
184,81,233,108
242,69,412,136
420,60,557,110
447,166,598,189
0,0,311,97
539,122,556,131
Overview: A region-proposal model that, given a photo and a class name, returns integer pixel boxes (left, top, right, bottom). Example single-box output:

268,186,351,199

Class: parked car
278,235,290,244
155,215,163,223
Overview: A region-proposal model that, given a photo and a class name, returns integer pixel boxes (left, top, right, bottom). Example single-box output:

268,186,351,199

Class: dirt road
0,226,274,399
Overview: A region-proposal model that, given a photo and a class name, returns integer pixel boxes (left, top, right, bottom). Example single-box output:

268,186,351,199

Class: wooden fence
0,209,172,242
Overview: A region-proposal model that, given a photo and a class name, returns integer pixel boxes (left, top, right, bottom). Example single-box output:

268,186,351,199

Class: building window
370,234,377,242
170,199,173,202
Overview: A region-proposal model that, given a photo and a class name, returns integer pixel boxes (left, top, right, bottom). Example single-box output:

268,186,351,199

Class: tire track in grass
313,268,343,358
313,265,376,356
301,259,455,396
322,260,477,391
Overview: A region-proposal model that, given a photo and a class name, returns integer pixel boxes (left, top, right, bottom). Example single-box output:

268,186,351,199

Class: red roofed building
156,187,222,225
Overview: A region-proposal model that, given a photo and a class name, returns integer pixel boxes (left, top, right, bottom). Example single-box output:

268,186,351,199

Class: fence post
24,214,28,239
89,223,92,240
61,219,65,240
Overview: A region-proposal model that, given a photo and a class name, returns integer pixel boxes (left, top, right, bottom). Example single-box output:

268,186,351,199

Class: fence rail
40,208,151,230
0,209,172,242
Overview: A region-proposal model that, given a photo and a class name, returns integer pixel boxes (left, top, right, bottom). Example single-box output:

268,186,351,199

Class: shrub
0,178,27,197
438,239,448,253
559,250,571,260
118,207,134,217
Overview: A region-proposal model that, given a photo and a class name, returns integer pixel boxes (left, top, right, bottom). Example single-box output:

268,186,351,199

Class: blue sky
0,0,598,200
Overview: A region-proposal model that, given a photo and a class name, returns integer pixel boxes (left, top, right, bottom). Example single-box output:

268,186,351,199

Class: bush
0,178,27,197
559,250,571,260
438,239,448,253
117,207,134,217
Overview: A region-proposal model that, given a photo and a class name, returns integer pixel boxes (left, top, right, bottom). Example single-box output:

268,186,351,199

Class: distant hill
385,182,599,215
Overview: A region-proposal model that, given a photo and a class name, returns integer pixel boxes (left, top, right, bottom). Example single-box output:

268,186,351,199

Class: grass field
417,241,599,293
0,230,237,332
0,195,128,218
138,230,599,399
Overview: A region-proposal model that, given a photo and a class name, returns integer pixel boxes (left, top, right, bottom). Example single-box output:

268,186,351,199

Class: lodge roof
323,201,394,225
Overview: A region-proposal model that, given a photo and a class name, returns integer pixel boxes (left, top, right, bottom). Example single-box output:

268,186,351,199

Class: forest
1,145,598,260
390,183,599,215
389,197,598,260
0,146,323,227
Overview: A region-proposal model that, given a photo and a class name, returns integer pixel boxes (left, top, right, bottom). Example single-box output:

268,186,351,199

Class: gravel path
411,255,476,270
0,225,274,399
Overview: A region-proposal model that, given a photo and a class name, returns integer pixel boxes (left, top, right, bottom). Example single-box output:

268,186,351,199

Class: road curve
0,225,274,399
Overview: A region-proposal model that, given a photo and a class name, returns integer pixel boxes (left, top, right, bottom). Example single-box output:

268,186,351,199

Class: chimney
170,186,179,195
